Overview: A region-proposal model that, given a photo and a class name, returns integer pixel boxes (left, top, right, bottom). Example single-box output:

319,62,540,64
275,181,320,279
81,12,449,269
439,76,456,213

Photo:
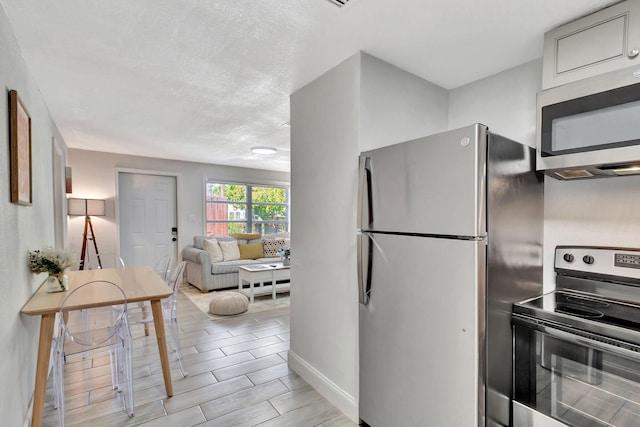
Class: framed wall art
9,89,32,205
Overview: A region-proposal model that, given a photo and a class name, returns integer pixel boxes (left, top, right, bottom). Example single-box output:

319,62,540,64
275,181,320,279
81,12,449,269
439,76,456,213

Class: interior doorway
118,172,178,268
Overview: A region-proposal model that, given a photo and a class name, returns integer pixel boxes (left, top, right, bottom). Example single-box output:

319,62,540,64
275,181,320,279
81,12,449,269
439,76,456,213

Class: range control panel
615,253,640,269
555,246,640,279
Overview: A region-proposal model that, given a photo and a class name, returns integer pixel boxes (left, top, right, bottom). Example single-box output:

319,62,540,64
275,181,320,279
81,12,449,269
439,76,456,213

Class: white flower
277,247,291,258
28,246,76,274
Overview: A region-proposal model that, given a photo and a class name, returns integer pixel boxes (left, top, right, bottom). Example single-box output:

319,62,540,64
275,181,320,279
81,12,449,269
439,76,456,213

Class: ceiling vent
328,0,350,7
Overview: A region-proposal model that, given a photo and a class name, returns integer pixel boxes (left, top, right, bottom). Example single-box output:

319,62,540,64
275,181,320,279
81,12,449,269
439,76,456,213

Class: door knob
172,237,177,241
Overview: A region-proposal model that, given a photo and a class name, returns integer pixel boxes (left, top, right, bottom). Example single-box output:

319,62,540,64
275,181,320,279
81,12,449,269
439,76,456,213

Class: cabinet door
542,0,640,89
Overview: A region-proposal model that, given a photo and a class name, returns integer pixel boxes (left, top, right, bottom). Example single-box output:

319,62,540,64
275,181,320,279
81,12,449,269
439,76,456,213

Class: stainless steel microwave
537,65,640,180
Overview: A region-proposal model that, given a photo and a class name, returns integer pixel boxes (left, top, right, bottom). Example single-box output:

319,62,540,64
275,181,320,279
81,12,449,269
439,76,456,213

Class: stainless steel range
512,246,640,427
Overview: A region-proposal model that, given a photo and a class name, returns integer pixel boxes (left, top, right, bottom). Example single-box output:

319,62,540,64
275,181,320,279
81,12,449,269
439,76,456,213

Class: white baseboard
287,350,358,422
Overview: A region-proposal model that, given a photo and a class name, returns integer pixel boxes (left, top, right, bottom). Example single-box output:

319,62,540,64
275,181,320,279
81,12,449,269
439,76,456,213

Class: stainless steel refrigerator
357,123,543,427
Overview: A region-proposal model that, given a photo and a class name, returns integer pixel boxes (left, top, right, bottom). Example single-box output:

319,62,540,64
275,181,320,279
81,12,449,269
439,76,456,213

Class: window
205,181,289,237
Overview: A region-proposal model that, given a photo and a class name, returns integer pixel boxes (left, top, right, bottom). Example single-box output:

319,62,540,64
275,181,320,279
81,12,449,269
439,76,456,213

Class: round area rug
179,283,289,320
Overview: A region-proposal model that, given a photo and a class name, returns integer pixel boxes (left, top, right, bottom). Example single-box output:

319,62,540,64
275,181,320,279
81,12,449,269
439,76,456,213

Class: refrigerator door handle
357,232,373,305
357,156,373,230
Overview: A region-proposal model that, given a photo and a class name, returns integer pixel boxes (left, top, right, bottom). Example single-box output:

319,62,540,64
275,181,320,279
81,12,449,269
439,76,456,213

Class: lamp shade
68,198,105,216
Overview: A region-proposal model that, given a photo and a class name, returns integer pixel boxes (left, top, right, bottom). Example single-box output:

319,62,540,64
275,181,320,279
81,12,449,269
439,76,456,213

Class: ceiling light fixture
251,146,277,155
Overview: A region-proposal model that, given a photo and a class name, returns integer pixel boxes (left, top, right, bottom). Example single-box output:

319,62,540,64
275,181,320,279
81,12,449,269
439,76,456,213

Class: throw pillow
263,231,290,240
219,240,241,261
238,242,264,260
263,238,285,257
203,238,224,263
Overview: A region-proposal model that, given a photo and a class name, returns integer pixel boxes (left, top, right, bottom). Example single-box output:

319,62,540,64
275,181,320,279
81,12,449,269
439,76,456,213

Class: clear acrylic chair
153,254,174,281
53,280,135,426
134,254,174,337
126,261,188,377
80,255,125,357
87,253,125,270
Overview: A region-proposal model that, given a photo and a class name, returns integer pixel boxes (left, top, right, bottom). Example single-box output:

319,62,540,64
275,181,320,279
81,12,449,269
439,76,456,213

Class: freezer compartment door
359,124,487,237
359,233,484,426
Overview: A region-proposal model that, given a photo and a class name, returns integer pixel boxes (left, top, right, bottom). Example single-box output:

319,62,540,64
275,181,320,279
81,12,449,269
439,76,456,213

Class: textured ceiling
1,0,617,172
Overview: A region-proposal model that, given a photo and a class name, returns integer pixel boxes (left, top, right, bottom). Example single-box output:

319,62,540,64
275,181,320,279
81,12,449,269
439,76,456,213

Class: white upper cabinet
542,0,640,90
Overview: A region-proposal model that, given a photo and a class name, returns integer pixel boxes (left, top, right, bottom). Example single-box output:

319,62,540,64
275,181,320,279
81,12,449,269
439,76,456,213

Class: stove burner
555,303,604,319
565,295,610,308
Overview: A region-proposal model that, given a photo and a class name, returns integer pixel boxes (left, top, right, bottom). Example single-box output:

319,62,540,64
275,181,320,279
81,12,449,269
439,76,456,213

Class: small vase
46,273,68,293
282,257,290,266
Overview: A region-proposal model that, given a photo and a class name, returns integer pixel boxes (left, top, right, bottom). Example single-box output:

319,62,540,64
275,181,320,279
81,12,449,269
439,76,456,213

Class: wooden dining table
21,266,174,427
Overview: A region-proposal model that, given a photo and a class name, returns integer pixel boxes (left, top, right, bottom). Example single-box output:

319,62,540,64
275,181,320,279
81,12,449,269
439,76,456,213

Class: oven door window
540,82,640,156
514,325,640,426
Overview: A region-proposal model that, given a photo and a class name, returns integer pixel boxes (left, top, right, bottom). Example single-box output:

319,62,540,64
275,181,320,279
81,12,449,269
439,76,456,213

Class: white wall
289,53,361,421
360,53,449,150
448,58,542,148
67,149,290,261
448,58,640,289
0,4,68,425
289,52,448,421
544,177,640,287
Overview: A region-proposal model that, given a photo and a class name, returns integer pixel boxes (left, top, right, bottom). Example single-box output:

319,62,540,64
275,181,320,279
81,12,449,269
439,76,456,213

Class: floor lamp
68,198,106,270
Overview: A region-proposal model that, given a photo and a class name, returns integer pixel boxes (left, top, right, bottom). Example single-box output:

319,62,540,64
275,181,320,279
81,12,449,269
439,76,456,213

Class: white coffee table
238,263,291,303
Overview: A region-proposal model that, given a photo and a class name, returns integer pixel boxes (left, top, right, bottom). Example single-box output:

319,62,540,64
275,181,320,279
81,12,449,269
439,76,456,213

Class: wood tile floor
40,289,357,427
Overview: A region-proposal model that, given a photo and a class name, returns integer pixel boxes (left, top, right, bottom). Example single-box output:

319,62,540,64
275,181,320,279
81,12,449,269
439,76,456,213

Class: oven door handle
513,314,640,361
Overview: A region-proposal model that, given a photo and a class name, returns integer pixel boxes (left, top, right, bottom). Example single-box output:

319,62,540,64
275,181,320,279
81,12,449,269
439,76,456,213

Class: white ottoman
209,291,249,316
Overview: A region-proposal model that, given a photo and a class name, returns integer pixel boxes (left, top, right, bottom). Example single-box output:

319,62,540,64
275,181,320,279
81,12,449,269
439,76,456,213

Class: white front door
118,172,177,267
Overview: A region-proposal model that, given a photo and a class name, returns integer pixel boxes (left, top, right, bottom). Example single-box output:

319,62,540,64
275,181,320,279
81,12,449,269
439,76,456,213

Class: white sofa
182,232,290,292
